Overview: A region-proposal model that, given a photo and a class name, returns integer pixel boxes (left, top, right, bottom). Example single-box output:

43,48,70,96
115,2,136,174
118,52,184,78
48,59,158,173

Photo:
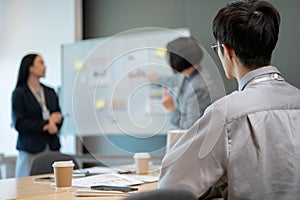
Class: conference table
0,174,158,200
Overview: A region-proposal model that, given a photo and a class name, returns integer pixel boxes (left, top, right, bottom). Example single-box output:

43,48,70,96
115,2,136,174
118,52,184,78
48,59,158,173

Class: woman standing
12,54,63,177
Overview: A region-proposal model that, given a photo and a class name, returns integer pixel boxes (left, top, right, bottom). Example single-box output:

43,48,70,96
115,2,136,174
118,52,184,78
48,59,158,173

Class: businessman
159,0,300,199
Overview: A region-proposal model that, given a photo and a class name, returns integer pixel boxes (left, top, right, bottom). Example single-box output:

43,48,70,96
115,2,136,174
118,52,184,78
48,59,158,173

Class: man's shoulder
212,83,300,122
212,90,241,107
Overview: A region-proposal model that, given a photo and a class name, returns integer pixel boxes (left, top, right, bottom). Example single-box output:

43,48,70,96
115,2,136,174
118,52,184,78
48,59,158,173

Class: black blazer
12,83,63,153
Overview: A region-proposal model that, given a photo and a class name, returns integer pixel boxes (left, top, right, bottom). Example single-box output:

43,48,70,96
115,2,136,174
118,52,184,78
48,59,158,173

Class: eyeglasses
211,43,222,54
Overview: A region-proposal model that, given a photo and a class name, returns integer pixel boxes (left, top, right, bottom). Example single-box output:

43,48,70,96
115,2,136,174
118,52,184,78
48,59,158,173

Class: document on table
75,189,131,197
72,173,159,188
73,164,161,175
73,166,117,175
73,165,136,175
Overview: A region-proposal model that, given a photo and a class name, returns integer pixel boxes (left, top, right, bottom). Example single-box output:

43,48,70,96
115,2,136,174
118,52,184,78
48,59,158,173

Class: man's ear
222,44,235,60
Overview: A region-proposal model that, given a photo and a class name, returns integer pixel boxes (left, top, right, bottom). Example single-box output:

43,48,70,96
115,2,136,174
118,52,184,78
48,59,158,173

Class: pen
118,170,135,174
91,185,138,192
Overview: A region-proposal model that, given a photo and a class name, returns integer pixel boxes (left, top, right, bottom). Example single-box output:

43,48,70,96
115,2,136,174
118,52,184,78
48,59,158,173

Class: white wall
0,0,81,155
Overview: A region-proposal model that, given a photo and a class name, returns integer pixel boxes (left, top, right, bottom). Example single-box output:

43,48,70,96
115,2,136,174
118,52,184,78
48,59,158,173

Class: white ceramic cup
133,152,151,174
166,129,187,152
52,160,74,188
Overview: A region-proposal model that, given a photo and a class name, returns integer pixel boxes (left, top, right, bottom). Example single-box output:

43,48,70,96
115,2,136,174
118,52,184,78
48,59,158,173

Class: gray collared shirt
171,69,213,129
158,66,300,199
160,67,223,130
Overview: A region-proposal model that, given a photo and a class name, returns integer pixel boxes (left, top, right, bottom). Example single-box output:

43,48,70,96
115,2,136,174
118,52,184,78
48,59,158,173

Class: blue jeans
15,145,52,178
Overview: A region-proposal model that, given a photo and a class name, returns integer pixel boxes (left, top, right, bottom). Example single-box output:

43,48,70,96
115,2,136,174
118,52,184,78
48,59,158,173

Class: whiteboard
60,27,190,137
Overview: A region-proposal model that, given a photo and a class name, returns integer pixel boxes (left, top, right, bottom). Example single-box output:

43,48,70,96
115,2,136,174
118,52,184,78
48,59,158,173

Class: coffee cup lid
133,152,151,159
52,160,74,167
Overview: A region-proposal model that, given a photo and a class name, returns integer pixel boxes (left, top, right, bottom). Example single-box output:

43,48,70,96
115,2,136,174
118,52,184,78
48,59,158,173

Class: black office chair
123,189,197,200
30,151,79,176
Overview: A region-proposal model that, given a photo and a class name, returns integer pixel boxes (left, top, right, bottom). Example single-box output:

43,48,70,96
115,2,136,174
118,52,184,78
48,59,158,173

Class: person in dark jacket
12,53,63,177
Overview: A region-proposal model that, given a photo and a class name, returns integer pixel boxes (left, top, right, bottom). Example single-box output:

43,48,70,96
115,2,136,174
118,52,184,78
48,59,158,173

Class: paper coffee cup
133,153,151,174
166,130,187,152
52,160,74,188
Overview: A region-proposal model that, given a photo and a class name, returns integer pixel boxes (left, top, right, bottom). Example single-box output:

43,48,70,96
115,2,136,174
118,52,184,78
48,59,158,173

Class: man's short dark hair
212,0,280,68
167,37,203,73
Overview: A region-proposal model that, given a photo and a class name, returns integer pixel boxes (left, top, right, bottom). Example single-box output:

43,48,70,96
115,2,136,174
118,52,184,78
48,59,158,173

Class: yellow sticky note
74,60,83,70
96,98,105,110
155,48,167,58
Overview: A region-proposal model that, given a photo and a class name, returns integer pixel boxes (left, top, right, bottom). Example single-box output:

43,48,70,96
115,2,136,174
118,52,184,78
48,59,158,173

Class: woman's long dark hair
15,54,38,88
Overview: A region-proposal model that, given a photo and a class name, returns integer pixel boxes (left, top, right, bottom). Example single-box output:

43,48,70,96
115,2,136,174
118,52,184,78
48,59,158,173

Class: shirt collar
238,66,281,91
186,69,198,82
